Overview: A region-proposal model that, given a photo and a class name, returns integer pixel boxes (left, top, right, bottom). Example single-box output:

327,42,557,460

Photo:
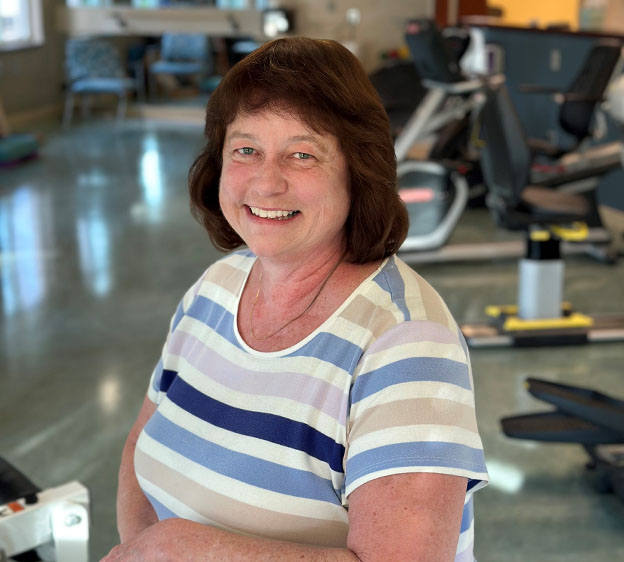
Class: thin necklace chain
250,253,345,342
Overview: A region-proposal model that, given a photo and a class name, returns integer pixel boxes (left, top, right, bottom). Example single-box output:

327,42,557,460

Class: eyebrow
226,131,329,153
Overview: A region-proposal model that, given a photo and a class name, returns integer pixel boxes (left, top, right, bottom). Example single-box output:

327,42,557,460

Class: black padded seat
480,78,596,230
521,39,623,155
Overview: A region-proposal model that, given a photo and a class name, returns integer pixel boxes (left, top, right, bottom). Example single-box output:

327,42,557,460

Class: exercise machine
460,77,624,347
394,19,485,255
395,22,623,264
501,378,624,503
394,19,485,164
0,457,89,562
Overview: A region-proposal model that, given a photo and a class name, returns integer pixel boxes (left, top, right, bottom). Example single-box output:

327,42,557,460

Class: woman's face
219,109,350,264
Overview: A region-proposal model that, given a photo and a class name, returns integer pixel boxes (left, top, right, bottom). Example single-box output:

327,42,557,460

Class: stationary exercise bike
393,19,486,254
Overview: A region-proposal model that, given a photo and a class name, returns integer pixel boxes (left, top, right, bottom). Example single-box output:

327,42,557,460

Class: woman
104,37,488,561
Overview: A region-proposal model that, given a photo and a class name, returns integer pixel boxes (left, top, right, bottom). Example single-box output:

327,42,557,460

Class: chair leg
117,92,128,122
62,91,75,129
81,94,91,120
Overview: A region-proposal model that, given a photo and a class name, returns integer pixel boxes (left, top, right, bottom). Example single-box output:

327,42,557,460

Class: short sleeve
344,320,489,501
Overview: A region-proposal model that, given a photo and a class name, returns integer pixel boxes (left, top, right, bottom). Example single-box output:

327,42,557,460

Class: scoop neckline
232,256,389,358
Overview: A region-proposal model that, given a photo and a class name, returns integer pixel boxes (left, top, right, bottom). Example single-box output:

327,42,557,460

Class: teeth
249,206,298,220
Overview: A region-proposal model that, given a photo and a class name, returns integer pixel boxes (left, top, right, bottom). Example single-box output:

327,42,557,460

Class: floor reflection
0,185,49,315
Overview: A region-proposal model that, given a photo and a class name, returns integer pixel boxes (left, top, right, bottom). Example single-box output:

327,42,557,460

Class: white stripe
172,354,346,439
350,380,476,421
360,341,466,375
138,473,261,538
344,465,487,498
364,281,406,325
196,279,240,312
348,424,484,458
456,515,475,553
137,432,348,521
177,315,355,384
158,398,345,484
325,315,374,343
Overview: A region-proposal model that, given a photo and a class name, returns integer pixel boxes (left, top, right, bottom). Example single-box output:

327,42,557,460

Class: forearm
103,518,362,562
171,520,360,562
116,436,158,543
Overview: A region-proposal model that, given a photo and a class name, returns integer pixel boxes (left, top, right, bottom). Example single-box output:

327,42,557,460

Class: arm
116,395,159,543
102,471,467,561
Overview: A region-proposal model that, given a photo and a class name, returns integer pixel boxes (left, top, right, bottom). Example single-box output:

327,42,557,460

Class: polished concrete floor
1,116,623,561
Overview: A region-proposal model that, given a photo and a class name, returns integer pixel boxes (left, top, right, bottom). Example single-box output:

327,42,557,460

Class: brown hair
188,36,408,264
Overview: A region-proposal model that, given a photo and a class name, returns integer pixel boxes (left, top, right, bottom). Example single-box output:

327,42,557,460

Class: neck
253,246,346,304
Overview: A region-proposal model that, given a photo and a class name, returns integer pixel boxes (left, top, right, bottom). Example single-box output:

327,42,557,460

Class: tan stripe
340,295,398,338
203,262,248,295
412,273,453,328
349,398,478,440
134,448,349,547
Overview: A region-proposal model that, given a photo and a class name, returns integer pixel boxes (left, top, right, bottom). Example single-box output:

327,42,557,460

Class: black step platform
501,378,624,502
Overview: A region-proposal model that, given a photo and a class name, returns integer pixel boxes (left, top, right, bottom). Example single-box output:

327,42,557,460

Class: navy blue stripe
346,441,487,488
287,332,363,373
351,356,471,404
467,479,482,492
144,411,341,502
159,369,177,393
166,376,345,473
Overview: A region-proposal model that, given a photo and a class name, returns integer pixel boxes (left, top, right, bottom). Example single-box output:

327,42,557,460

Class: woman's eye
237,147,255,155
294,152,312,160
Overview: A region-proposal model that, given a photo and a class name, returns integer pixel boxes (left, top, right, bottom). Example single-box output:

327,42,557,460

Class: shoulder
358,255,461,342
179,250,256,315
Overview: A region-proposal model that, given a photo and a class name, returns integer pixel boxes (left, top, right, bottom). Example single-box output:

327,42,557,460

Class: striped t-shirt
135,251,488,559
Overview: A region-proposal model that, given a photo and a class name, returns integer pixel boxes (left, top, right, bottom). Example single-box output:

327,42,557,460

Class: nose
252,156,287,197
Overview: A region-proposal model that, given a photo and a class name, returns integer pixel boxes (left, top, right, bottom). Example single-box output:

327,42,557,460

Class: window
0,0,44,51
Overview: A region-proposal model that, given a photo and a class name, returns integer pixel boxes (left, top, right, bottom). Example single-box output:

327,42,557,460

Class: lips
248,206,300,220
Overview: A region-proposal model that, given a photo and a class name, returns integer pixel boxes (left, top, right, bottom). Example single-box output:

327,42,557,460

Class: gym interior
1,1,623,560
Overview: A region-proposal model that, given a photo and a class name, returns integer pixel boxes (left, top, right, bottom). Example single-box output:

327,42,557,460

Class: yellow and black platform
461,303,624,347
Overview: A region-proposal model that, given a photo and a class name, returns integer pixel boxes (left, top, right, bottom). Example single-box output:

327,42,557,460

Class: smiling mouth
248,206,300,220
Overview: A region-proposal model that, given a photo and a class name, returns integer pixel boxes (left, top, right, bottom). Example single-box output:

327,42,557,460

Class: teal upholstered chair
147,33,212,98
63,38,137,128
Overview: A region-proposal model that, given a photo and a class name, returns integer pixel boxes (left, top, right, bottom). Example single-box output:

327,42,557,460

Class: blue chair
63,38,137,128
147,33,212,98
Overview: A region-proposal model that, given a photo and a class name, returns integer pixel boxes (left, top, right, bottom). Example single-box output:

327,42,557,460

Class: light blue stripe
185,296,244,350
460,495,473,533
171,300,186,332
346,441,487,489
144,410,341,504
186,296,363,371
143,490,178,520
287,332,363,372
351,356,471,404
372,256,411,322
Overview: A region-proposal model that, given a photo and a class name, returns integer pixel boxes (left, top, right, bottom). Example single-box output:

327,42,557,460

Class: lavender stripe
366,320,460,355
168,331,349,421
